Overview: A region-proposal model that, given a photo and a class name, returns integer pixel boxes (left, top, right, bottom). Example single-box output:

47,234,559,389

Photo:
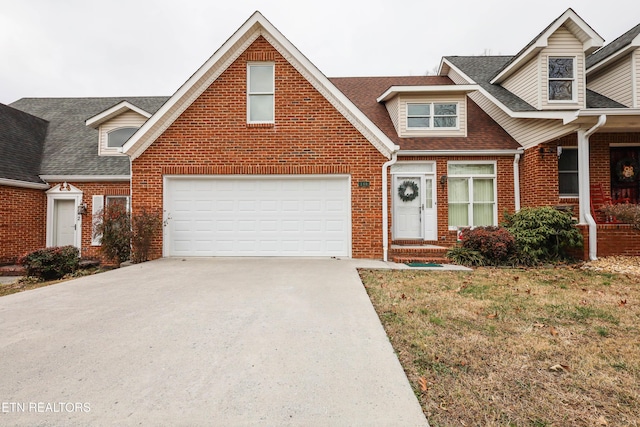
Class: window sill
247,122,275,128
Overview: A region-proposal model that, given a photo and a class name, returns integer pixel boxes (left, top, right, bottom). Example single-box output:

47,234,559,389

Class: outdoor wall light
440,175,447,188
77,202,88,215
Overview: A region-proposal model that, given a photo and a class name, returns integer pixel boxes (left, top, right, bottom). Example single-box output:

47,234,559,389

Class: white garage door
164,176,351,257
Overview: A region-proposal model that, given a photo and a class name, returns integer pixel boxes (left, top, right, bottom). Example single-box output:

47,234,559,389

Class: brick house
1,9,639,264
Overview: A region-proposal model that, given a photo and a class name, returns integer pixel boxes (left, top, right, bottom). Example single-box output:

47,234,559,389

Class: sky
1,0,638,104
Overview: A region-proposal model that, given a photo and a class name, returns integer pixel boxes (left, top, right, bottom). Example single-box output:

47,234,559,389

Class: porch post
578,115,607,261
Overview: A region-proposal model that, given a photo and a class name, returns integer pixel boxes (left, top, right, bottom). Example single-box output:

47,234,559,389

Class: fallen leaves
549,364,571,372
418,377,428,392
549,326,559,336
619,299,627,307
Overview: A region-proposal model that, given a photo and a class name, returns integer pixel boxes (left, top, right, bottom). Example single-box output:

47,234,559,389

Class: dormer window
407,103,457,129
548,57,575,101
108,127,138,148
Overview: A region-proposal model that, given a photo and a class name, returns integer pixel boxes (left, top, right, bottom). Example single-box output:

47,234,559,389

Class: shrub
600,203,640,230
459,226,516,265
19,246,80,280
503,206,583,264
446,246,486,267
131,208,162,263
94,203,131,264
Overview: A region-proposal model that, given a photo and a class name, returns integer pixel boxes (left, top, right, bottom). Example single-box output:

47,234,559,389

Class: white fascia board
376,85,479,102
398,149,524,157
124,11,398,160
39,175,130,182
0,178,49,189
491,9,604,84
85,101,152,128
586,38,640,75
565,108,640,125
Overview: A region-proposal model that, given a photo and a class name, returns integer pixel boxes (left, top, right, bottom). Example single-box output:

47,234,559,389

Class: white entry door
53,199,76,246
394,175,437,240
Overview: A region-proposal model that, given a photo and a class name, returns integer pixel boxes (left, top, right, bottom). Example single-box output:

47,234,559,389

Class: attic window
247,63,274,123
548,57,575,101
407,103,457,129
107,127,138,148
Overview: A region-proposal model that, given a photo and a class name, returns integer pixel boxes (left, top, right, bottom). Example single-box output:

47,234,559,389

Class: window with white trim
448,163,496,228
107,127,138,148
548,57,575,101
407,103,457,129
558,147,578,196
247,63,274,123
106,195,130,211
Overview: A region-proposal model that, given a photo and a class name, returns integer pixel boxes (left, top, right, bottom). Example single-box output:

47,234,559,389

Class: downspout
382,149,399,261
578,114,607,261
513,153,521,212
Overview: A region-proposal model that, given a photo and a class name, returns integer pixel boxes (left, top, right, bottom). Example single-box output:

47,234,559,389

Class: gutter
398,149,524,157
0,177,49,190
578,114,607,261
513,153,521,212
382,149,400,262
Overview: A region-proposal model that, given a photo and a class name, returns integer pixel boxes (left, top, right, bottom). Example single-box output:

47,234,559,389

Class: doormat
405,262,443,268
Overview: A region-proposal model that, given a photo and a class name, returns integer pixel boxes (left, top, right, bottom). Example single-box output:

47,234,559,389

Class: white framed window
407,103,457,129
548,57,575,102
247,63,274,123
107,127,138,148
558,147,578,197
447,162,496,229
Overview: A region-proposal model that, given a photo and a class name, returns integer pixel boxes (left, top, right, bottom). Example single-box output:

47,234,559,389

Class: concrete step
0,265,26,276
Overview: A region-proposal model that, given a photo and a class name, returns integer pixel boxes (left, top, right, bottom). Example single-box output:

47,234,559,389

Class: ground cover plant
360,267,640,426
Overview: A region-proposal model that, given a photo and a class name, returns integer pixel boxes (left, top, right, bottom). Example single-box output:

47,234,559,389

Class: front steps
389,241,450,264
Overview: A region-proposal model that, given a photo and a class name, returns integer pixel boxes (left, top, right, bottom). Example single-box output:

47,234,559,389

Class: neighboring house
1,9,639,264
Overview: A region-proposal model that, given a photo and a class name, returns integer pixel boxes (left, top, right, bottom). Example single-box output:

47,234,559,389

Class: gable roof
331,76,521,152
85,101,153,128
0,103,48,186
123,11,398,160
587,23,640,72
10,97,167,178
490,8,603,85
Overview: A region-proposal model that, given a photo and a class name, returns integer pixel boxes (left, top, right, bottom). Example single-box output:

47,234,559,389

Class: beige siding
503,56,540,108
398,94,467,137
385,97,400,134
468,92,577,148
99,111,148,156
588,55,633,107
635,50,640,108
540,26,586,109
445,67,472,85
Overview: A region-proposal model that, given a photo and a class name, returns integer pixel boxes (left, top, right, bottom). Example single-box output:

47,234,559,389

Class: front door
394,175,437,240
54,199,76,246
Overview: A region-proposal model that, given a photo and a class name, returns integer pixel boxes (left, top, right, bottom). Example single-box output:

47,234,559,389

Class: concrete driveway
0,258,428,426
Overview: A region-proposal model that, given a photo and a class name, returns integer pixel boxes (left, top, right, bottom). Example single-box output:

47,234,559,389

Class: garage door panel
166,177,350,257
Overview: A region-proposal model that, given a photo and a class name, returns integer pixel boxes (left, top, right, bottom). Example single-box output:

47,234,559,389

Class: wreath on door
398,180,419,202
616,157,639,182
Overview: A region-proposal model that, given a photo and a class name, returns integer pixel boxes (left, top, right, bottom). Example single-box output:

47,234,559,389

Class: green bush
94,203,131,264
19,246,80,280
503,206,583,264
446,246,486,267
459,226,516,265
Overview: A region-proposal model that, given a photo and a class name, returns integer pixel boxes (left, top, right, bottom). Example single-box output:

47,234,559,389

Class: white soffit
376,85,479,102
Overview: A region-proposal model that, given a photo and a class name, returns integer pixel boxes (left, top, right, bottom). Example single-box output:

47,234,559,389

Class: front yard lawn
360,267,640,426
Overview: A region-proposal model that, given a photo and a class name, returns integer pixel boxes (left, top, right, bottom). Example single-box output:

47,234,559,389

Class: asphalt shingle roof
330,76,521,151
0,103,48,183
9,97,168,177
587,23,640,69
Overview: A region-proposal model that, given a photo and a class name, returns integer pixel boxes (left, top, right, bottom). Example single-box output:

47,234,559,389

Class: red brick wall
53,182,130,259
131,37,387,259
520,143,559,208
577,224,640,259
389,156,516,246
0,185,46,264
